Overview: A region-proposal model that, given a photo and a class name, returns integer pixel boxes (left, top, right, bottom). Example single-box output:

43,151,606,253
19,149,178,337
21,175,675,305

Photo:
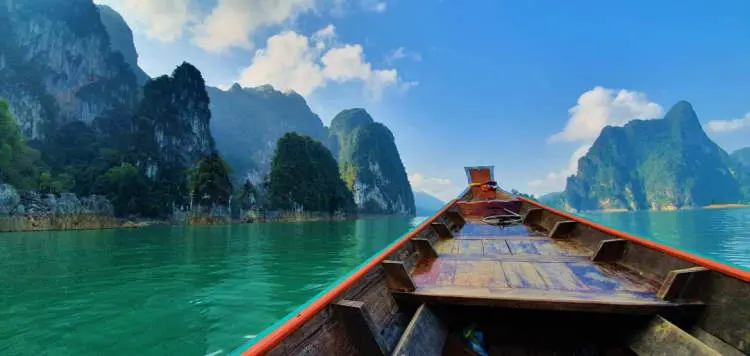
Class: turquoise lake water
1,208,749,355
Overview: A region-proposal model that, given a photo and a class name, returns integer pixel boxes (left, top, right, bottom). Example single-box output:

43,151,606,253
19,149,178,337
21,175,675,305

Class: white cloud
192,0,315,53
238,25,407,99
372,2,387,12
409,174,459,202
528,144,591,194
530,87,663,195
385,47,422,64
548,87,663,143
706,112,750,133
94,0,193,42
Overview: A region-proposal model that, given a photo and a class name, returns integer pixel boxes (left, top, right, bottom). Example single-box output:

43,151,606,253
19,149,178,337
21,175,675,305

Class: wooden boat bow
234,166,750,356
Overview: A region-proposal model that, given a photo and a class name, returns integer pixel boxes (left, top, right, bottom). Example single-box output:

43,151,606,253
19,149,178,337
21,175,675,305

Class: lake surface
1,208,749,355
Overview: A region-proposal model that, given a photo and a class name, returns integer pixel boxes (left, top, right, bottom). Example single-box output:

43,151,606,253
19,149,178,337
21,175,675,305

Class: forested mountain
207,84,328,182
563,101,744,211
330,109,415,216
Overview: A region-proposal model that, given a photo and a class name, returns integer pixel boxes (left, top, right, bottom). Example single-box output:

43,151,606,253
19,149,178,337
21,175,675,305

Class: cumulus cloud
706,112,750,133
371,2,387,12
94,0,193,42
192,0,315,52
238,25,408,99
548,87,663,143
409,174,459,202
385,47,422,64
530,87,662,195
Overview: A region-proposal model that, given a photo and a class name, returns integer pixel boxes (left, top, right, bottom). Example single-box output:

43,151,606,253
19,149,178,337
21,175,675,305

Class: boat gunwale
233,199,459,356
235,193,750,355
519,197,750,283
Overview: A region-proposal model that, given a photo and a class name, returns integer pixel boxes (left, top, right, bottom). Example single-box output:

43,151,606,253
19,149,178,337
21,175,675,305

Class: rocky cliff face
731,147,750,202
208,84,328,182
564,101,741,211
97,4,149,85
0,0,137,140
135,63,215,180
330,109,415,216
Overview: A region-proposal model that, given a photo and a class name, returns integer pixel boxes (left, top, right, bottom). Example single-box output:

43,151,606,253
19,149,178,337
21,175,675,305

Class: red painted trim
518,197,750,283
242,200,458,355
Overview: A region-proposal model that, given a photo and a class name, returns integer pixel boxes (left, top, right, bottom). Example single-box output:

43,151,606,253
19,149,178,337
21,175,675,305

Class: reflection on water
579,208,750,271
0,217,421,356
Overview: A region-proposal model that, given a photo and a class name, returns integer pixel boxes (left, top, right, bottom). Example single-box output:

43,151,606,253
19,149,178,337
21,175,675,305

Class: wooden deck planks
407,222,677,313
502,262,548,289
506,240,540,255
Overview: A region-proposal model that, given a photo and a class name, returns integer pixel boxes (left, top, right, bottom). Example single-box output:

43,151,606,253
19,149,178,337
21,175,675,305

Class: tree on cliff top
0,99,39,189
265,133,354,214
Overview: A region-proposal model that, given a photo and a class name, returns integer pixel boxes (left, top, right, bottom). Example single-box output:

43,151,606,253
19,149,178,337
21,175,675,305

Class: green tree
187,154,233,207
95,163,149,217
265,133,354,214
0,99,40,189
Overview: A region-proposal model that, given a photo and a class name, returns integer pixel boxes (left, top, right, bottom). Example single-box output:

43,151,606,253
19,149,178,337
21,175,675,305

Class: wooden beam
691,327,746,356
658,267,711,300
431,223,453,239
592,239,628,262
392,304,447,356
522,208,543,225
630,315,720,356
382,260,416,292
332,299,387,356
548,220,576,239
412,238,438,260
445,211,465,230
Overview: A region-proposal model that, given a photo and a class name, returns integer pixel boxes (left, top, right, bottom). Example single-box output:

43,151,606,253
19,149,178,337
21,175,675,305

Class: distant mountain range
560,101,749,211
414,191,445,216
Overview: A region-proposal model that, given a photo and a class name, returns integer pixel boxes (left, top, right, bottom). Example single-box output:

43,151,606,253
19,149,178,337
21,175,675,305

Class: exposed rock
330,109,415,216
0,0,138,139
97,4,150,85
0,184,21,215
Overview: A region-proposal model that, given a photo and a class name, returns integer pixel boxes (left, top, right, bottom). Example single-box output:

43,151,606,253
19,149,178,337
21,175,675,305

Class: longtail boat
233,166,750,356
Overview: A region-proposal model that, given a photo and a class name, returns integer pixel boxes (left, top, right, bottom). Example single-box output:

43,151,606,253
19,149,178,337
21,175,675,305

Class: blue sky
95,0,750,201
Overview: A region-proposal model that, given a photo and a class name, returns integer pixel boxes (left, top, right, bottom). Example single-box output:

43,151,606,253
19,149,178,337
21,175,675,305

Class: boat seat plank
535,263,589,291
412,238,438,260
431,223,453,239
332,300,388,356
533,240,590,257
456,223,536,238
548,220,577,239
382,260,416,292
392,304,447,356
658,267,710,300
592,239,628,262
434,239,458,254
630,315,720,356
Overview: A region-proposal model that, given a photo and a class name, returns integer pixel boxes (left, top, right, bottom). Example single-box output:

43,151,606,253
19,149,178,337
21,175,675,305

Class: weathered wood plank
436,259,456,285
454,260,502,288
522,207,543,225
506,240,540,255
657,267,710,300
535,262,589,291
690,327,746,356
434,239,457,254
548,220,577,239
502,261,548,289
431,223,453,239
534,240,590,257
382,260,416,292
458,240,483,256
392,304,447,356
629,315,720,356
412,238,438,260
482,239,511,256
332,300,388,356
592,239,628,262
